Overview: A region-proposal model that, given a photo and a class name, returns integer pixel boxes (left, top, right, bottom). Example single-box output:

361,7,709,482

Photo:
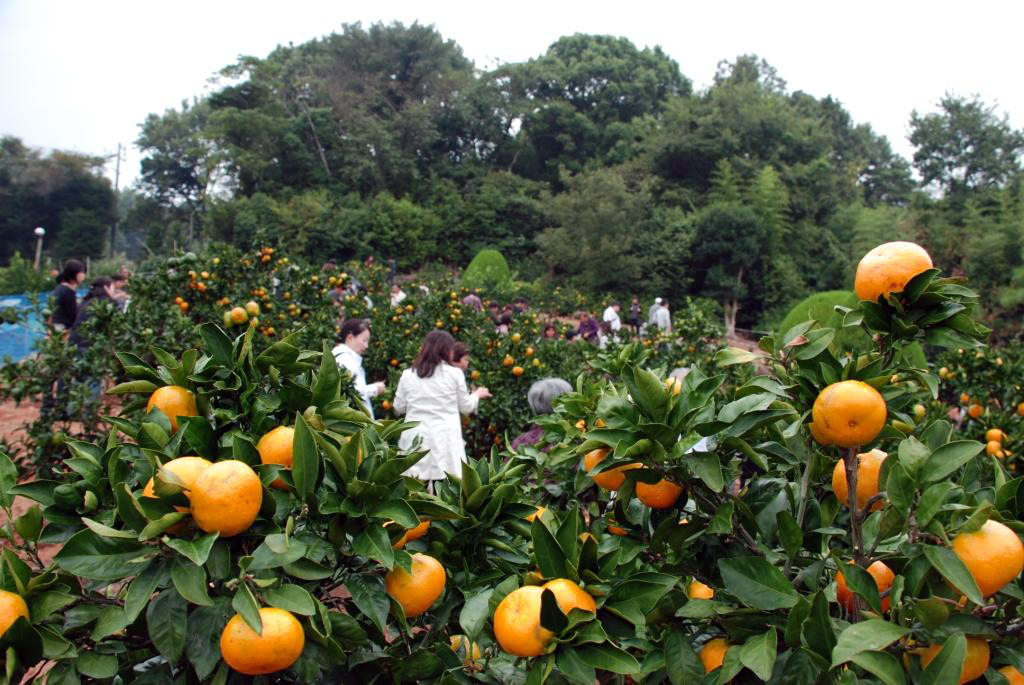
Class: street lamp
33,227,45,271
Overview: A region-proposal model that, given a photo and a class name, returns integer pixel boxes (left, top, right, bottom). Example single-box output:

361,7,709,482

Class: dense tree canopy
5,22,1023,334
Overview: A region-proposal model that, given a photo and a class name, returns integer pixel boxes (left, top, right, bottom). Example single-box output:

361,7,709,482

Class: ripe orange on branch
385,553,446,618
854,241,933,302
699,637,729,673
146,385,198,433
220,607,305,675
919,637,990,684
257,426,294,490
811,380,887,447
0,590,29,638
190,460,263,537
636,479,684,509
583,448,640,491
951,519,1024,597
832,448,887,511
542,578,597,614
835,560,895,612
493,586,552,657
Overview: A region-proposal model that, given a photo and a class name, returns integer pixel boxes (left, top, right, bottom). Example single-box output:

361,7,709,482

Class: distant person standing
628,295,642,334
51,259,86,332
602,301,622,332
647,297,663,332
332,319,386,419
69,278,116,405
394,331,491,483
389,283,407,308
654,298,672,334
110,272,130,312
42,259,86,418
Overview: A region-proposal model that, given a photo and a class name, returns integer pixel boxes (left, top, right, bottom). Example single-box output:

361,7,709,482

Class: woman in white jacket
394,331,491,482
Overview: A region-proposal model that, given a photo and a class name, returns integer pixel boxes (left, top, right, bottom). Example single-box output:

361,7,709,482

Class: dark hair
111,272,127,283
487,301,499,310
451,341,469,363
599,321,612,334
543,323,558,337
412,330,455,378
83,277,112,302
610,300,620,308
340,318,370,343
57,259,85,285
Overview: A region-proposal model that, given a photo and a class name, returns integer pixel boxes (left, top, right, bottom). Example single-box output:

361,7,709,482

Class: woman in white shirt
332,318,387,419
394,331,490,482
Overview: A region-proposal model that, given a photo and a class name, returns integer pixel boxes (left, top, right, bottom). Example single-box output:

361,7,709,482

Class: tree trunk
724,299,738,337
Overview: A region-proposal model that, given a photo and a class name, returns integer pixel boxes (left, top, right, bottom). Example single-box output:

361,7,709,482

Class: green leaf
739,628,778,681
265,584,316,615
0,452,18,510
718,557,799,609
186,601,232,680
124,560,166,622
539,587,568,633
629,366,669,420
532,517,571,580
841,562,883,614
232,583,262,633
292,412,321,504
368,500,420,529
199,323,234,368
576,643,641,674
923,545,984,606
14,505,43,542
171,557,213,606
311,341,341,407
347,574,390,638
715,347,761,366
353,524,395,569
917,482,955,527
920,441,983,482
107,379,158,395
688,452,725,492
850,650,906,685
920,632,965,685
76,653,118,679
91,606,130,641
147,588,187,662
164,532,219,567
830,619,908,667
459,588,493,641
665,629,703,685
776,510,803,557
54,530,148,581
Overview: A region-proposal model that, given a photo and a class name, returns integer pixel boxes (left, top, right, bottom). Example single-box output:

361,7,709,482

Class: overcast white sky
1,0,1021,188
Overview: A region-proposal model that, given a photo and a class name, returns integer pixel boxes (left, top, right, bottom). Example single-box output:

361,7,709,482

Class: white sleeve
393,372,408,415
335,349,371,399
453,368,480,415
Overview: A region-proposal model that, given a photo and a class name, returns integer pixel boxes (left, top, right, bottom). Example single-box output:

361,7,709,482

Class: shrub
461,249,511,291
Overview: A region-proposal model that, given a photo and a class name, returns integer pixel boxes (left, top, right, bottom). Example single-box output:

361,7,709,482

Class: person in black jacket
68,278,115,407
41,259,87,418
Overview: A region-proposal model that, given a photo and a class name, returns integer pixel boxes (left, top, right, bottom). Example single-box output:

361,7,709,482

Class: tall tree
910,94,1024,197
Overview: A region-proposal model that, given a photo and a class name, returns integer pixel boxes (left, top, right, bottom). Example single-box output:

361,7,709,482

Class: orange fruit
245,301,260,316
607,521,628,536
812,380,887,448
385,553,446,618
541,578,597,615
920,637,989,684
229,307,248,324
809,421,833,446
986,428,1005,443
854,241,933,302
960,393,971,405
835,560,895,613
636,479,684,509
220,607,304,675
257,426,294,490
687,581,714,600
1018,402,1024,417
502,355,514,367
405,520,430,541
494,586,553,657
512,366,524,377
179,301,189,312
987,440,1004,457
999,666,1024,685
968,404,984,419
0,590,29,638
583,448,640,491
699,637,729,673
525,506,546,523
142,456,212,500
951,519,1024,597
190,460,263,537
386,521,409,550
450,634,483,669
146,385,198,433
832,449,887,511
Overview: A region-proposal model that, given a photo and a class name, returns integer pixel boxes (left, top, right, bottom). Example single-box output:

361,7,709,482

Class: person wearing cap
647,297,663,332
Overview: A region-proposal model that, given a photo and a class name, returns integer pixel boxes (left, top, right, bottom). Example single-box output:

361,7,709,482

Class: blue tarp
0,293,48,362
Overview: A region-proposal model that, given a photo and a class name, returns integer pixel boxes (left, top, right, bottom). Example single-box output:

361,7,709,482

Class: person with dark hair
628,295,642,334
511,378,573,450
51,259,86,332
498,305,514,334
394,331,491,483
577,311,599,343
451,342,470,371
486,301,501,328
332,319,386,418
602,301,622,333
541,323,559,340
110,272,129,312
513,297,529,314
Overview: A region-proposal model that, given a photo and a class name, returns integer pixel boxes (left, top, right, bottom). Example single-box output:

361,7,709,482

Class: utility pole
108,143,123,259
